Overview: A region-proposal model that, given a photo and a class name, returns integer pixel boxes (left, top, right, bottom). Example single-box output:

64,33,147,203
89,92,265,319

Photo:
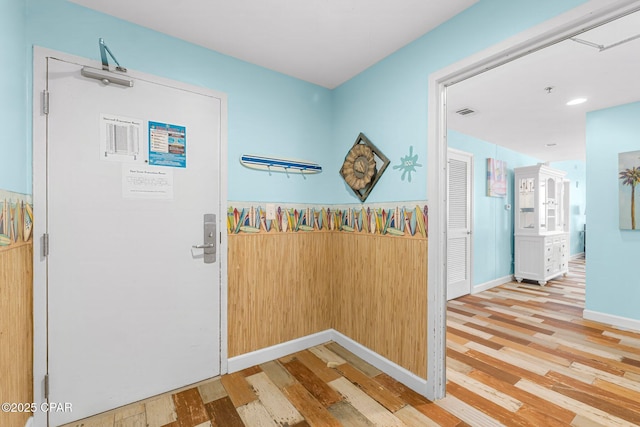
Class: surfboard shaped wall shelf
240,154,322,176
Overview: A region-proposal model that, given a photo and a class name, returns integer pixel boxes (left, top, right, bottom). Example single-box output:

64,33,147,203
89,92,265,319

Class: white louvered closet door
447,149,473,300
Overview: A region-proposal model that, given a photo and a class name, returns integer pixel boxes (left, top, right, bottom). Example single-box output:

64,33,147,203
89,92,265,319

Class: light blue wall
7,0,592,203
586,101,640,322
550,160,586,256
0,0,27,194
332,0,588,203
25,0,334,203
448,130,542,286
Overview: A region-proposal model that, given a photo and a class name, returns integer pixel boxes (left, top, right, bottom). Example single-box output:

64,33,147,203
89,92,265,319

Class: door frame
32,46,229,426
447,147,473,301
426,0,640,400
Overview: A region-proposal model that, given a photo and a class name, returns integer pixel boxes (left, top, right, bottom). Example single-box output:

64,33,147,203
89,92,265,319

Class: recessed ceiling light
566,98,587,106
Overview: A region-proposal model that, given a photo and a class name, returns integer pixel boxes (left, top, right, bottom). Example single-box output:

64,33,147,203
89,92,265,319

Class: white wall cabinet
514,164,569,285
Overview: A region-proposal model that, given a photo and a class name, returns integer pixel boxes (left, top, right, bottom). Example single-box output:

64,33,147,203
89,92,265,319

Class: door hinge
42,233,49,257
44,374,49,399
43,90,50,115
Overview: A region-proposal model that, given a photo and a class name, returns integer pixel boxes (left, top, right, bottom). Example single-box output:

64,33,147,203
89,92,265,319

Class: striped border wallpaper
228,202,428,238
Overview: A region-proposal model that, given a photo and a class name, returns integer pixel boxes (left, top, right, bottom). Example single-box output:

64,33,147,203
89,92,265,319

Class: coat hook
239,154,322,175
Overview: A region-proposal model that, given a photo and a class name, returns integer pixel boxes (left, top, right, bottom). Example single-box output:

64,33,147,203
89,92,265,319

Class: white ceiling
69,0,478,89
447,10,640,162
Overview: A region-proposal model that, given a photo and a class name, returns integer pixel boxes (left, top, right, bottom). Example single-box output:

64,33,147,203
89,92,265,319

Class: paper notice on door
122,165,173,200
100,114,146,163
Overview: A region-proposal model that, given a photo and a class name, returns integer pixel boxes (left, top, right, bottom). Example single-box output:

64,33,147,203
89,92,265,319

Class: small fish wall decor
228,203,428,238
392,146,423,182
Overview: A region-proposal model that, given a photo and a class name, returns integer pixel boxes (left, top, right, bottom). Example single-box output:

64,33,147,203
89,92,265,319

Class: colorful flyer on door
148,121,186,168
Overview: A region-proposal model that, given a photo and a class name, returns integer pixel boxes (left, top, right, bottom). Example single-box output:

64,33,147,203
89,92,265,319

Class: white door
447,149,472,300
46,57,223,425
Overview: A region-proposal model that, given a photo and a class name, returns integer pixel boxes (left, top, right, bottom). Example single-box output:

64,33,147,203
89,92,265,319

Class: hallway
446,257,640,426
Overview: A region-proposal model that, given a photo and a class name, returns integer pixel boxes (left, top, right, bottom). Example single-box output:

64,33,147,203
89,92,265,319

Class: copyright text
2,402,73,413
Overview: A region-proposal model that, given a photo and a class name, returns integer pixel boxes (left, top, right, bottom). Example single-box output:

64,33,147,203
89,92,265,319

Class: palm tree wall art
618,151,640,230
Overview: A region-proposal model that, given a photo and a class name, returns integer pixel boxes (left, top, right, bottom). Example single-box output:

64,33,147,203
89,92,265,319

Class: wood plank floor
64,257,640,426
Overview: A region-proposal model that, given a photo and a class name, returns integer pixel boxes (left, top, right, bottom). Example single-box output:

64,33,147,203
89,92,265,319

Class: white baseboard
583,309,640,332
472,275,513,294
227,330,333,373
226,329,429,397
331,330,428,396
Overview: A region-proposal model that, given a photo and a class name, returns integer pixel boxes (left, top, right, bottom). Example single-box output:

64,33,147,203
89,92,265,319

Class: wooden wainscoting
331,234,428,378
228,231,428,378
228,233,333,357
0,243,33,427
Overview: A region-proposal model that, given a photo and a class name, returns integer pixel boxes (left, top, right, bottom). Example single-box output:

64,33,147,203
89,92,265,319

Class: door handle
192,243,215,249
194,214,216,264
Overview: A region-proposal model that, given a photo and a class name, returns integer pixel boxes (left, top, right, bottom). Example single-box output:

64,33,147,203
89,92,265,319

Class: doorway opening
427,0,640,400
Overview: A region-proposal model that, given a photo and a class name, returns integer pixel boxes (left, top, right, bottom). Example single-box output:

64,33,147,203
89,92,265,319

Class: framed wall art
340,133,389,202
487,158,507,197
618,150,640,230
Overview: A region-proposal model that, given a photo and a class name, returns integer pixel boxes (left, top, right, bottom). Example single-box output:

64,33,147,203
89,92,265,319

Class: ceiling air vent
455,107,476,116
